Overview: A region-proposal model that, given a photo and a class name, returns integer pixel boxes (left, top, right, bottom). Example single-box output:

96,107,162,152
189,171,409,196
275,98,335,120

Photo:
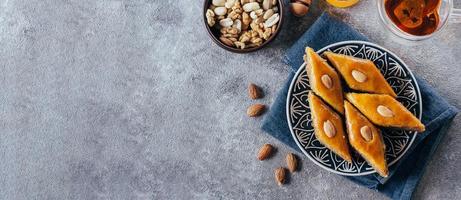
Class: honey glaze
385,0,441,36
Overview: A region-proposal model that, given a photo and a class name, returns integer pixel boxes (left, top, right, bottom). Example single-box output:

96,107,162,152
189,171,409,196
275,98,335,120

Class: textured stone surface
0,0,460,199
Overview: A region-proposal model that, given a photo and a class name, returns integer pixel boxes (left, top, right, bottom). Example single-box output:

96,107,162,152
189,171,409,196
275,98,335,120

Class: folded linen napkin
261,12,458,200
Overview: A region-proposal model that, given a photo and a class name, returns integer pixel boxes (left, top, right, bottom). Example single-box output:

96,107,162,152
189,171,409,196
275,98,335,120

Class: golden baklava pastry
308,92,352,162
344,100,388,177
323,52,397,97
345,93,425,132
304,47,344,114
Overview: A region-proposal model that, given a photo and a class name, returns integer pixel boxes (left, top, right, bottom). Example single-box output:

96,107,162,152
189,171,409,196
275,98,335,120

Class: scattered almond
247,104,266,117
290,0,311,17
274,167,286,186
248,83,263,99
286,153,298,173
258,143,274,160
377,105,394,117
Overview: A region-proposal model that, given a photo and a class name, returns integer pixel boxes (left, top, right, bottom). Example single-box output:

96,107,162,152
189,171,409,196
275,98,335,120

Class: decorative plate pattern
286,41,422,176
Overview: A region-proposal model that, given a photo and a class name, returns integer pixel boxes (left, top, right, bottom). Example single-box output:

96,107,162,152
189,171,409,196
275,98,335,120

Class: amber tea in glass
384,0,442,36
378,0,461,41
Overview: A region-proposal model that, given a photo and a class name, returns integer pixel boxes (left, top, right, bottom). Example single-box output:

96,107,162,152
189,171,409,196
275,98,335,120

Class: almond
248,83,263,99
323,120,336,138
377,105,394,117
351,70,367,83
257,143,273,160
360,126,373,142
321,74,333,89
247,104,266,117
219,36,234,46
274,167,286,186
290,2,309,17
263,9,274,19
286,153,298,173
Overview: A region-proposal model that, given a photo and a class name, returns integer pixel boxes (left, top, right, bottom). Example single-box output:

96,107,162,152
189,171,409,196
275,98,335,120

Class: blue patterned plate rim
285,40,422,176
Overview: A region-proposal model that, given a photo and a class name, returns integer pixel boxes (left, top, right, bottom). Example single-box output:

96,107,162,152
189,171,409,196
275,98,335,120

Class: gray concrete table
1,0,460,199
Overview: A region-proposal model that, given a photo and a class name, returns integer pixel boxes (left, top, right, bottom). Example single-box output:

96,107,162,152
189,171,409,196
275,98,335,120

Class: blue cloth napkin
262,13,458,200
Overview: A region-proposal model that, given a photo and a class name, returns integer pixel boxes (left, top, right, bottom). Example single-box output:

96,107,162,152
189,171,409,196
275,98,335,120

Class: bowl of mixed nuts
203,0,283,53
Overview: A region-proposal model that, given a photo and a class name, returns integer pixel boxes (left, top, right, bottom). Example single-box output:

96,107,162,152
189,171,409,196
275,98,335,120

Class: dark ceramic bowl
203,0,284,53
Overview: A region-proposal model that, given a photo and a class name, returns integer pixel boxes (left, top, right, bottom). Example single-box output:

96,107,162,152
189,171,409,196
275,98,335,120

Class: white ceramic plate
286,41,422,176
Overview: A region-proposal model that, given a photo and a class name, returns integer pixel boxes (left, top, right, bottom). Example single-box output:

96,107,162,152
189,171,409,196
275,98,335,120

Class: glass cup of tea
377,0,461,41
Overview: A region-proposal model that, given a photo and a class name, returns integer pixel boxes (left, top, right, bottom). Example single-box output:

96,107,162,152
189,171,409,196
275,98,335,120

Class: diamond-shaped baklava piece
304,47,344,114
324,52,397,97
308,92,352,162
344,100,388,177
345,93,425,132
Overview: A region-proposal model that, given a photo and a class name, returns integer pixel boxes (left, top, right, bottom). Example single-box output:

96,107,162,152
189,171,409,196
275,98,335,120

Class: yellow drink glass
326,0,360,8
